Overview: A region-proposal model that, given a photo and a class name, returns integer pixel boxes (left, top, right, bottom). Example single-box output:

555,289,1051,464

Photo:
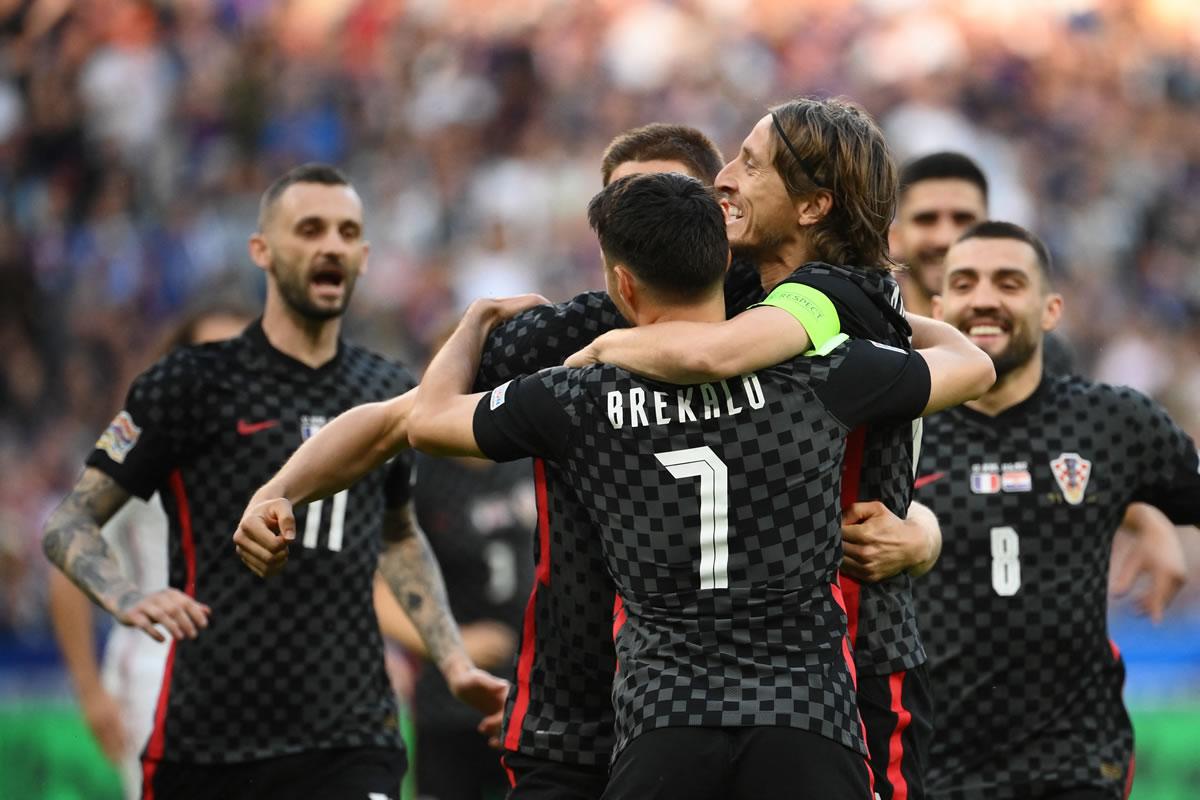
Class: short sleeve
382,449,416,508
1124,390,1200,524
474,292,627,391
85,352,196,499
473,368,580,463
757,282,846,356
814,340,931,430
777,265,911,346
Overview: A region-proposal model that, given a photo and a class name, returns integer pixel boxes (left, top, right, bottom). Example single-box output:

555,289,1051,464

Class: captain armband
755,283,847,356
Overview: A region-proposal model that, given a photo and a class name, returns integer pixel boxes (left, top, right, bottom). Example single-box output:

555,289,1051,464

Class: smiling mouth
719,198,744,224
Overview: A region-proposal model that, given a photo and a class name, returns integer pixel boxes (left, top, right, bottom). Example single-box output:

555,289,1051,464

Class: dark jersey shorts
143,746,406,800
501,751,609,800
601,727,872,800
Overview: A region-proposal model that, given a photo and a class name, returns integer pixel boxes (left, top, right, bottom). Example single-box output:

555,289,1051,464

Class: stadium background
0,0,1197,797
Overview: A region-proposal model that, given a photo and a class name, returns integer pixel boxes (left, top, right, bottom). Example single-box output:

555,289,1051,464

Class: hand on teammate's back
117,588,211,642
465,293,550,332
841,501,937,582
233,497,296,577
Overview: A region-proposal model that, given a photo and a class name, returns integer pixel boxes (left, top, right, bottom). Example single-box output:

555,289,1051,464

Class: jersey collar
242,318,345,376
955,371,1052,430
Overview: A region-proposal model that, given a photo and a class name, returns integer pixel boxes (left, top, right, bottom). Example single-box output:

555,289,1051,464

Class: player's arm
376,500,509,719
842,499,943,583
233,390,417,577
408,294,550,459
566,305,816,382
43,468,210,642
1112,503,1189,624
565,277,868,380
270,390,416,505
47,571,126,764
909,314,995,413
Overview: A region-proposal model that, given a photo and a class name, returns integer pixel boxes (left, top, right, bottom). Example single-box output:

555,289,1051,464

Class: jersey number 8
990,525,1021,596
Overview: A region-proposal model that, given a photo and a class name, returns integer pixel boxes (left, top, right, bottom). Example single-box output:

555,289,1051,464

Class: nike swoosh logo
914,472,946,490
237,419,280,436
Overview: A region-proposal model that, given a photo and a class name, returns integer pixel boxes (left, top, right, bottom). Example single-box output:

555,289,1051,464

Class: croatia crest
1050,452,1092,505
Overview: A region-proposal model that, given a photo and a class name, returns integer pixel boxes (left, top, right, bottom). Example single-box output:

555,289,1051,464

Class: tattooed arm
42,468,210,642
378,501,508,720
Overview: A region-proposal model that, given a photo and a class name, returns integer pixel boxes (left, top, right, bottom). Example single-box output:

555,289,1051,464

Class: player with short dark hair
914,221,1200,800
43,163,505,800
599,123,726,188
891,151,990,319
405,171,994,799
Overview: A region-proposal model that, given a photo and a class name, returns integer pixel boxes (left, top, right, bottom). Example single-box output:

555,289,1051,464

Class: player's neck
899,277,934,318
966,349,1044,417
261,295,342,368
632,293,726,326
755,239,815,293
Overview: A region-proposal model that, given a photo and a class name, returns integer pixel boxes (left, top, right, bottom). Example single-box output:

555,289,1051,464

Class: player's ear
614,264,638,316
931,293,944,321
1040,292,1063,332
359,240,370,276
795,188,833,227
248,233,271,272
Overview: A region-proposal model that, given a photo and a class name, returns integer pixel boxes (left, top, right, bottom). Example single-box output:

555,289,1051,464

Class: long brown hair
768,97,897,270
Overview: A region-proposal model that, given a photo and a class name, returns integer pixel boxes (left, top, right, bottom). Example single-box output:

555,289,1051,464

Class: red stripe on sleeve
503,459,551,752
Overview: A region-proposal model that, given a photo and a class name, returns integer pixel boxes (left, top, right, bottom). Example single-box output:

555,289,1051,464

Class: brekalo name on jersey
606,374,766,430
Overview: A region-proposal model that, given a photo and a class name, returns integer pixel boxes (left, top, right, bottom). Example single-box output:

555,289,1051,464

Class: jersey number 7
656,446,730,591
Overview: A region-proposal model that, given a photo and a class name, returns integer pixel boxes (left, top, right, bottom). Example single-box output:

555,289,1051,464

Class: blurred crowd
2,0,1199,636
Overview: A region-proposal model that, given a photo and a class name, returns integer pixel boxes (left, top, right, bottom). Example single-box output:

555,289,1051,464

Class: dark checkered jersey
411,454,536,729
777,263,928,676
474,290,628,766
473,339,932,759
912,374,1200,799
87,320,416,763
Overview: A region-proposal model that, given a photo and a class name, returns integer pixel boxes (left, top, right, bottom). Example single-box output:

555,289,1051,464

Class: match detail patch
96,411,142,464
490,380,513,410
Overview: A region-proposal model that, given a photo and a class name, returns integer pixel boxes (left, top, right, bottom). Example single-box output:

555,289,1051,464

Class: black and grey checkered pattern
781,264,926,675
87,321,415,764
522,348,903,760
913,374,1200,799
411,454,535,729
476,291,626,766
